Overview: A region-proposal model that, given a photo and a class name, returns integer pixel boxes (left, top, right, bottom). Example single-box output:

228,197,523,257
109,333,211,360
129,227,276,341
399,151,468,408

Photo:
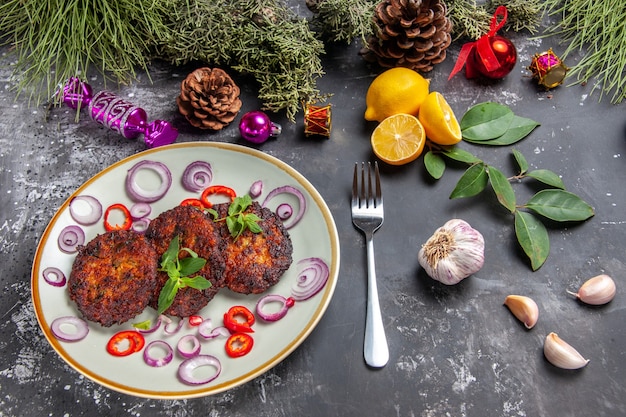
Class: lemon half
418,91,462,146
371,114,426,166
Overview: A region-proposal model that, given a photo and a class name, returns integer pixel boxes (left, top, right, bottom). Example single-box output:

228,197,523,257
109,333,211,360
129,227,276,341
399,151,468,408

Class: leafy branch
423,102,594,270
426,147,594,270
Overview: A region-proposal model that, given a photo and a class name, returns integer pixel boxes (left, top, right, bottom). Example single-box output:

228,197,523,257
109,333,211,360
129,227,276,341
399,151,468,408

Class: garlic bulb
504,295,539,329
543,332,589,370
418,219,485,285
567,274,616,305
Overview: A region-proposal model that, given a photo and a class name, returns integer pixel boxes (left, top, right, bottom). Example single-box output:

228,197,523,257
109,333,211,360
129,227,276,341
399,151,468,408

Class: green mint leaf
163,262,180,280
157,236,210,315
245,214,263,234
524,189,595,222
449,163,488,199
206,208,219,220
210,195,262,239
424,150,446,179
180,276,212,290
487,166,516,213
228,195,252,216
512,149,528,175
178,256,207,277
157,278,181,315
460,102,515,141
160,235,181,268
526,169,566,189
180,247,200,258
515,211,550,271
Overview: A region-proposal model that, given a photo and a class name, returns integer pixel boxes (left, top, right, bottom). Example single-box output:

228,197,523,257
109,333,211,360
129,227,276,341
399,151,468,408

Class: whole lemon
418,91,462,146
364,67,430,122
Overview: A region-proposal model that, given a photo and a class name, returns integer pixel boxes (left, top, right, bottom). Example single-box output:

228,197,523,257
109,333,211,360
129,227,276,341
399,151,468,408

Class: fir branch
448,0,491,40
447,0,542,40
308,0,378,44
488,0,542,34
542,0,626,104
0,0,175,104
160,0,325,121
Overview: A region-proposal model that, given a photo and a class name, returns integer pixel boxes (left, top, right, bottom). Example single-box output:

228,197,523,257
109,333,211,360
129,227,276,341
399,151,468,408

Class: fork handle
364,233,389,368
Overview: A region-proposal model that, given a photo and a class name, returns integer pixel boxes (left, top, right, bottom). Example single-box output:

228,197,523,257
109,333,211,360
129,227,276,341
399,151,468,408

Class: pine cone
363,0,452,72
177,67,242,130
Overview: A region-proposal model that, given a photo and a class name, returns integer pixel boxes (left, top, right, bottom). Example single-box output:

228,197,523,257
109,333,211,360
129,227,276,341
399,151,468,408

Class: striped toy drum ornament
303,103,332,137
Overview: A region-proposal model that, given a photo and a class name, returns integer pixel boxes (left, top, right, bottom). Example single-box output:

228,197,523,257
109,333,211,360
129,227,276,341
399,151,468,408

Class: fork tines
353,161,382,210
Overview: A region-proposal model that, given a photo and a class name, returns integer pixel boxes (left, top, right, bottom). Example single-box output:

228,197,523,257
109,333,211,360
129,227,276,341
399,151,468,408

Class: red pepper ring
225,332,254,358
180,198,205,210
103,203,133,231
200,185,236,208
106,330,145,357
188,315,203,326
223,305,255,333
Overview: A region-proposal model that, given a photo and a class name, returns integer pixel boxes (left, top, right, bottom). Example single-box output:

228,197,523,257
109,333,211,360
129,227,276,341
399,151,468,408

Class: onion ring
261,185,306,229
178,355,221,385
137,316,163,334
256,294,294,322
130,202,152,219
50,316,89,342
291,257,330,301
197,319,230,340
177,335,201,359
164,318,184,335
181,161,213,192
125,160,172,203
69,195,102,225
143,340,174,367
57,225,85,254
131,217,151,233
276,203,293,221
42,267,67,287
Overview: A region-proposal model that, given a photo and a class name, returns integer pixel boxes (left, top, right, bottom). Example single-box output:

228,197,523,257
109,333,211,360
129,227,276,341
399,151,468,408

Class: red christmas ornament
448,6,517,81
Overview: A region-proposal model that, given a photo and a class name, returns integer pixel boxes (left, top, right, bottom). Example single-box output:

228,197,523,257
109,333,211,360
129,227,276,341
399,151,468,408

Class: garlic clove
504,295,539,329
543,332,589,370
567,274,616,305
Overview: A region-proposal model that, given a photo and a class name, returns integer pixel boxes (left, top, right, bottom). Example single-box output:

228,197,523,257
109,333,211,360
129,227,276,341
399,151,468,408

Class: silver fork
351,162,389,368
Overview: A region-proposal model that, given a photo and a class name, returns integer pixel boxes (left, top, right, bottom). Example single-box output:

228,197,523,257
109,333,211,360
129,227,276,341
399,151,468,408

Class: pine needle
542,0,626,104
160,0,325,121
0,0,174,104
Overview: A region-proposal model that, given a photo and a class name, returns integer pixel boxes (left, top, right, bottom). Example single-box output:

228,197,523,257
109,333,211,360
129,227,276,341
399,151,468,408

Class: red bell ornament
449,6,517,81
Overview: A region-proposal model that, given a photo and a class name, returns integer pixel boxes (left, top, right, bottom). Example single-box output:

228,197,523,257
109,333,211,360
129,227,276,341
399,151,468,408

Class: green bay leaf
424,151,446,179
515,211,550,271
512,149,528,175
526,169,566,189
460,102,514,141
465,115,539,146
439,146,482,164
449,163,488,199
525,189,595,221
487,166,516,212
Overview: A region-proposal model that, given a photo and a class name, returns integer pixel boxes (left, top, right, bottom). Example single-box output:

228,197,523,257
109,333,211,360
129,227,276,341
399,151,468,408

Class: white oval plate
31,142,340,399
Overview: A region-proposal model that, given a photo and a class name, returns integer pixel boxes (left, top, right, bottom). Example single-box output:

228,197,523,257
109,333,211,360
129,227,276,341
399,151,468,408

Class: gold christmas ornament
528,48,569,89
